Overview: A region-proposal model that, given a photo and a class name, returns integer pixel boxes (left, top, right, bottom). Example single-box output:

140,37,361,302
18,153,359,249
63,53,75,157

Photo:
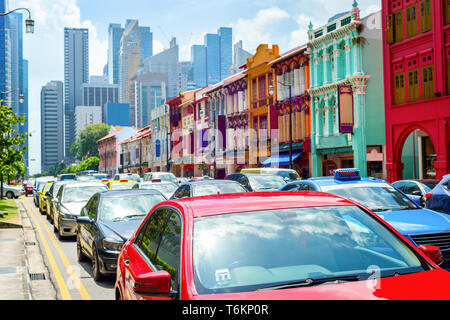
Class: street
18,195,115,300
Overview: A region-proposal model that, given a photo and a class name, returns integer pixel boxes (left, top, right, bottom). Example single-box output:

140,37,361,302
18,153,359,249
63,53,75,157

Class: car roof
62,181,108,188
306,176,385,187
170,191,355,218
100,189,163,198
231,173,281,177
183,179,241,185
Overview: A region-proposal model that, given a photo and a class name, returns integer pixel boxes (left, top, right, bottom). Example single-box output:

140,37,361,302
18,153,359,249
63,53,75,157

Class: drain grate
25,241,36,246
29,273,46,281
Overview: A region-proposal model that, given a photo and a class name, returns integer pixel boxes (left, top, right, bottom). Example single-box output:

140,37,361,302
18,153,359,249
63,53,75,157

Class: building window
394,11,404,43
393,72,405,105
420,0,432,33
422,65,434,99
405,4,417,39
407,68,420,102
447,0,450,25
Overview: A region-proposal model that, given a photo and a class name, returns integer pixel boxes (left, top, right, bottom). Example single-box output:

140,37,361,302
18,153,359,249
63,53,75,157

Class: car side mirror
76,216,92,225
45,192,51,197
419,245,443,266
133,270,172,296
411,190,422,197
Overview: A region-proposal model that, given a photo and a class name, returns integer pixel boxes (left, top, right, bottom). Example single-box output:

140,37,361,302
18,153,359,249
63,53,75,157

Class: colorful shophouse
266,45,312,177
308,2,386,178
382,0,450,181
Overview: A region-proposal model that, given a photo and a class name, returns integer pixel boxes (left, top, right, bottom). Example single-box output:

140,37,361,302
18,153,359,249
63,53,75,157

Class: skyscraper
204,33,220,84
191,45,207,88
139,26,153,61
218,27,232,79
41,81,64,172
64,28,89,162
119,20,141,123
233,40,252,69
108,23,124,85
80,75,119,122
0,0,6,93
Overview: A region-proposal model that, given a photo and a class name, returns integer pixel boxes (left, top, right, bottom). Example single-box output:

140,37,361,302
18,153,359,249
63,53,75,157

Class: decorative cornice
308,74,371,97
308,21,361,50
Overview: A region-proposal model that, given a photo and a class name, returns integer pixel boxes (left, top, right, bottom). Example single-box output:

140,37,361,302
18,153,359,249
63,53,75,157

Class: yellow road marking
23,197,92,300
21,198,72,300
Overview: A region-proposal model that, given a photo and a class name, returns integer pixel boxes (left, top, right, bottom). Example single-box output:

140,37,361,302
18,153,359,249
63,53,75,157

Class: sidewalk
0,199,31,300
0,197,57,300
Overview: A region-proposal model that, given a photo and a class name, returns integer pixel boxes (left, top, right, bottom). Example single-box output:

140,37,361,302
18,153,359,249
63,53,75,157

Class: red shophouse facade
382,0,450,182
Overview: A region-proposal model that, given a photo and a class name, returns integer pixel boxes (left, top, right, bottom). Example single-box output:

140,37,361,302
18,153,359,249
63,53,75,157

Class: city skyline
8,0,381,174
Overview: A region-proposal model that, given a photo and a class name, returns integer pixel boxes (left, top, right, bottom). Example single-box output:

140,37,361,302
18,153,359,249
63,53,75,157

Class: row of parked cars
23,169,450,299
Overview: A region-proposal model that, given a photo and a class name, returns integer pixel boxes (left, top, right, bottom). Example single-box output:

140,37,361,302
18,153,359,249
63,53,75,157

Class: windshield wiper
370,208,391,212
122,214,146,220
257,274,360,291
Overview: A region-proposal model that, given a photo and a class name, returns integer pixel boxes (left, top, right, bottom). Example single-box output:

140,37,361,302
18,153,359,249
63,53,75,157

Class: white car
1,182,24,199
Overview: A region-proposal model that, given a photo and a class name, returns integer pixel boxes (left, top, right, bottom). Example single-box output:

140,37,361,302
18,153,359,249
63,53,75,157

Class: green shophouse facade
308,2,386,178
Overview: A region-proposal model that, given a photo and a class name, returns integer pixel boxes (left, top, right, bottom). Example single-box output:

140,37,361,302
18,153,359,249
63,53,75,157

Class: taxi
105,179,139,191
279,169,450,269
38,182,53,214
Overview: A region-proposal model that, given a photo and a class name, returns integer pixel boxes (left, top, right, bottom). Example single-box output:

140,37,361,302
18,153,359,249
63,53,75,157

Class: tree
70,123,110,161
0,101,28,199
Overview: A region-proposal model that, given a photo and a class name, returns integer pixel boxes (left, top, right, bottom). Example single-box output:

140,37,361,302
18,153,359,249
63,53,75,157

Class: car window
173,185,190,199
192,206,425,295
248,175,286,190
57,186,64,201
301,183,316,191
404,182,421,195
154,212,182,290
193,183,246,197
282,183,301,191
62,185,108,203
86,195,99,220
135,208,172,263
392,181,405,191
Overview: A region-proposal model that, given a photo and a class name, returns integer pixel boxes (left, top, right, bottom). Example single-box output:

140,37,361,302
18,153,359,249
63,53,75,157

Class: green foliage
0,102,29,188
44,157,100,176
70,123,110,161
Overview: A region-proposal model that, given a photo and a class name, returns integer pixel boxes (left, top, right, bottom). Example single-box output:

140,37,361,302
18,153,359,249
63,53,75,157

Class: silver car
53,181,109,239
1,182,24,199
137,181,178,199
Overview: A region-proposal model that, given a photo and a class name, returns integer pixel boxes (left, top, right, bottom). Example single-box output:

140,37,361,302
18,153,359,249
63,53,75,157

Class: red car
115,192,450,300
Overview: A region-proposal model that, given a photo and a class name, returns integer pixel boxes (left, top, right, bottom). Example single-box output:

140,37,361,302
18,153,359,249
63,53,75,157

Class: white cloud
231,7,290,53
11,0,107,174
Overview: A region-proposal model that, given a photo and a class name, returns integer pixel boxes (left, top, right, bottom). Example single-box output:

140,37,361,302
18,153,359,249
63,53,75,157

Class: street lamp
268,81,293,169
0,7,34,34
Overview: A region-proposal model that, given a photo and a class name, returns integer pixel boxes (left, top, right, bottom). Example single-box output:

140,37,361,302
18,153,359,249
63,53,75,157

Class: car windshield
193,183,247,197
193,206,426,295
121,174,140,181
52,184,64,197
275,171,300,181
93,174,108,180
421,183,432,193
60,174,76,180
156,173,177,183
110,182,138,191
38,183,46,192
321,183,418,212
100,194,166,222
248,175,286,190
141,183,177,194
62,185,107,203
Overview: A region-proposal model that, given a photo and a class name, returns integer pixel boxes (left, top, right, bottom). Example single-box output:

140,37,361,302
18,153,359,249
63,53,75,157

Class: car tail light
425,192,432,200
152,179,161,183
120,179,128,182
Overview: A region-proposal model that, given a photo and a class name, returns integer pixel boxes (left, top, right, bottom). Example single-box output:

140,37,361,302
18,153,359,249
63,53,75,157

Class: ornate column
344,40,352,78
333,42,342,82
323,49,330,85
312,52,321,88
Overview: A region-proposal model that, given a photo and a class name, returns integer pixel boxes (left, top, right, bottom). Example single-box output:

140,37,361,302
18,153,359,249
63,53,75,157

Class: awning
263,151,302,167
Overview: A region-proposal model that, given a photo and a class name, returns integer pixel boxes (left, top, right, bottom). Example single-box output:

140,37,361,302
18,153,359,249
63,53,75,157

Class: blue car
279,168,450,269
33,181,48,208
426,174,450,214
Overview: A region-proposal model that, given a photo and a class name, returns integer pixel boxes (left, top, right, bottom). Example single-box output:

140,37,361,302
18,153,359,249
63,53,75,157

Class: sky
9,0,381,175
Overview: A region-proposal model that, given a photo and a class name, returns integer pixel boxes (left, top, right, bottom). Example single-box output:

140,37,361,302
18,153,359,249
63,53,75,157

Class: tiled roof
97,126,125,143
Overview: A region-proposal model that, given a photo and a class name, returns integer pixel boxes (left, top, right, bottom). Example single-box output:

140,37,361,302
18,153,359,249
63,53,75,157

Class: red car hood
191,269,450,300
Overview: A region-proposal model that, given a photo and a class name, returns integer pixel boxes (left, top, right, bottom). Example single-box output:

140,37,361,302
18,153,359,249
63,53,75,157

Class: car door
78,196,96,258
404,181,422,197
122,207,172,300
54,186,65,229
84,194,100,258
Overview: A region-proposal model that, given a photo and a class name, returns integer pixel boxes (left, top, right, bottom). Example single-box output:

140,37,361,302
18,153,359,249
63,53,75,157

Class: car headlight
103,238,124,252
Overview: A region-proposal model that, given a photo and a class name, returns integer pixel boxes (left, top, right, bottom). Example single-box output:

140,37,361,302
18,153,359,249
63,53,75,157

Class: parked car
53,182,109,239
24,178,35,196
177,177,190,184
392,179,438,207
33,177,54,206
113,173,141,182
279,168,450,269
92,173,108,180
106,179,139,191
1,182,24,199
143,172,179,184
241,168,300,183
34,181,50,207
76,175,97,181
57,173,77,181
38,182,53,214
76,189,166,281
171,180,247,199
425,174,450,214
225,173,287,192
115,192,450,300
137,181,178,199
46,181,72,223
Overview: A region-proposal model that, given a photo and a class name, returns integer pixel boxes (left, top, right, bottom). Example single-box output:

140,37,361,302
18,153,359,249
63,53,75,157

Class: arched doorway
398,128,437,180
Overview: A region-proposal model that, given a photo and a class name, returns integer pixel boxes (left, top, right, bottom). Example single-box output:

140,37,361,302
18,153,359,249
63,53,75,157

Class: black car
76,189,167,281
170,179,247,199
225,173,287,192
392,179,438,207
